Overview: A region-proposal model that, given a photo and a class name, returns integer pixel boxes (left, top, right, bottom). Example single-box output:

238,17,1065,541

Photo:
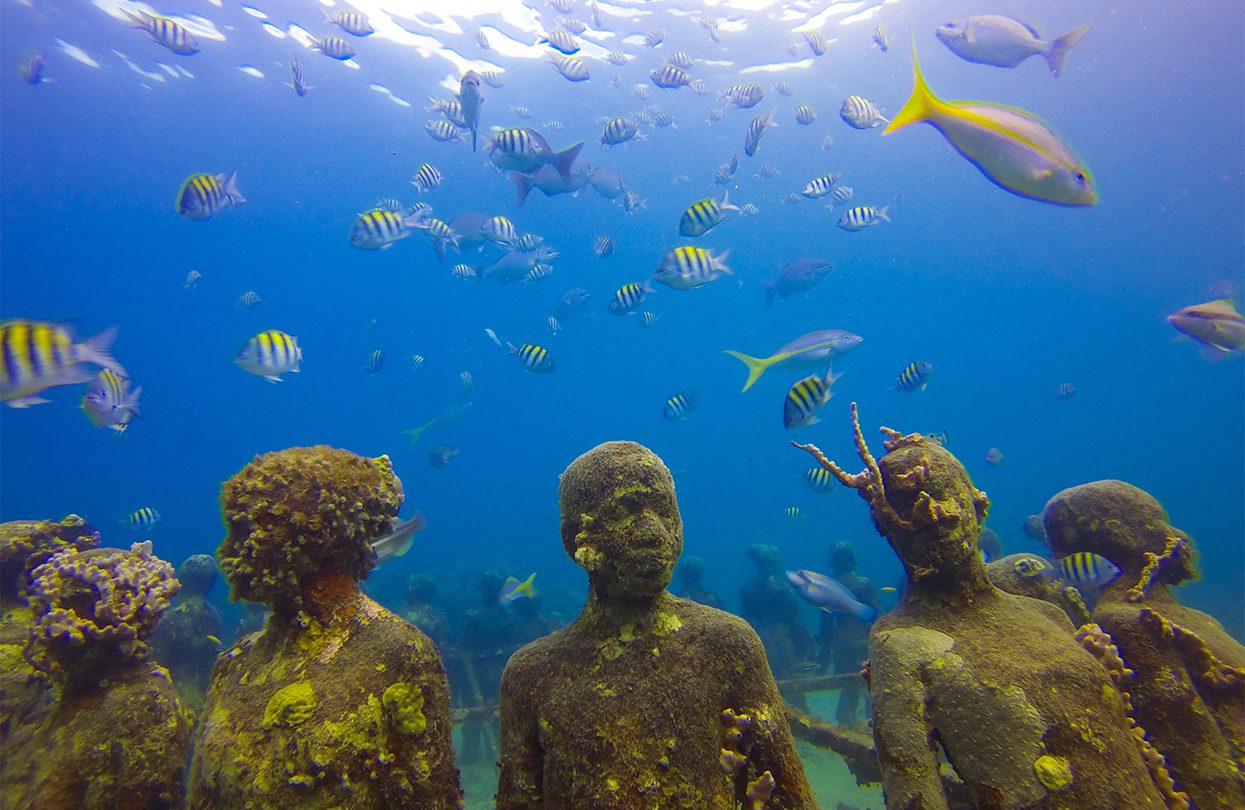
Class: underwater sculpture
151,553,224,711
0,514,100,741
1045,480,1245,809
187,446,463,809
497,440,817,809
3,541,191,809
740,543,816,686
794,404,1177,809
985,552,1091,627
816,541,877,729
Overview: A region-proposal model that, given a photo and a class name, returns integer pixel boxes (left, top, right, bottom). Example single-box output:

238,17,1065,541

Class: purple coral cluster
24,541,180,678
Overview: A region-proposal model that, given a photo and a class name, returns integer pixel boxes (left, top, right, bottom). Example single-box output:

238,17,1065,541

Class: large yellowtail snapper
724,330,862,392
884,38,1096,206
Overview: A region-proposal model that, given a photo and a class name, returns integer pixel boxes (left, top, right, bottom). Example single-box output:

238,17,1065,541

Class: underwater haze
2,0,1243,800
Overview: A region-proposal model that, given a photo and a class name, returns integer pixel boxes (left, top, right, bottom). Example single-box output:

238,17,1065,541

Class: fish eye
1075,172,1087,184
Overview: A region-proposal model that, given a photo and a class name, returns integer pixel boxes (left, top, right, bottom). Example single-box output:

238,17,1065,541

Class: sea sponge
217,446,403,613
263,680,317,728
1033,754,1072,791
24,541,179,680
382,682,427,736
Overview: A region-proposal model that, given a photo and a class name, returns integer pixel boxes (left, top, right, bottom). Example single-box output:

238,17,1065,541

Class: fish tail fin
876,205,892,222
81,326,126,377
720,190,740,212
402,424,429,445
373,511,427,563
471,125,478,153
222,171,245,205
715,248,733,275
125,385,143,419
1044,23,1091,78
516,572,537,597
883,34,944,135
550,141,584,184
824,365,844,386
509,171,533,206
722,349,771,392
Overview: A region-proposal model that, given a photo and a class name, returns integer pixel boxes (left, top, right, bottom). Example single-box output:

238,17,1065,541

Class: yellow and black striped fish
1,319,124,408
679,192,738,236
235,330,302,382
122,506,161,531
82,368,142,429
364,349,386,374
663,390,697,421
654,246,732,290
800,173,842,199
892,361,933,392
601,117,640,147
784,506,803,521
411,162,442,193
176,172,245,221
837,203,892,231
350,208,421,250
783,368,843,429
609,282,650,315
1056,552,1121,587
311,35,355,60
803,467,836,493
127,11,200,55
507,342,555,374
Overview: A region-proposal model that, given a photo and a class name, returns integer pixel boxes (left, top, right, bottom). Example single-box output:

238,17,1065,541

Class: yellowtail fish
1056,552,1120,587
883,38,1096,206
349,208,425,250
176,172,245,221
609,282,651,315
411,163,442,193
125,10,200,55
724,330,863,392
206,635,222,645
507,342,555,373
498,572,537,606
1167,299,1245,358
892,360,933,392
679,192,739,237
235,330,301,382
783,367,844,429
372,513,428,564
663,390,697,421
804,467,835,493
653,246,732,290
122,506,161,530
325,10,373,37
1,320,124,408
82,368,142,430
311,35,355,60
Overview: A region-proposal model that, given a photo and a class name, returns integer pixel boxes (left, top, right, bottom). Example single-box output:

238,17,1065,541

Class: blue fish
786,569,877,621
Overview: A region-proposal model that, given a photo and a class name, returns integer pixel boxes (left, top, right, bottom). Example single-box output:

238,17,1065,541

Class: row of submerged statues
0,406,1238,809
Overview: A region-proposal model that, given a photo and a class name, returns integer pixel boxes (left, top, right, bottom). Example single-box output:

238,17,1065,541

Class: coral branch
790,442,865,489
1127,535,1187,604
1138,608,1245,693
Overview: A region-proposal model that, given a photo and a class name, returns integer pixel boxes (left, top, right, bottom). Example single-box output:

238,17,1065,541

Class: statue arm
496,655,544,810
870,632,950,810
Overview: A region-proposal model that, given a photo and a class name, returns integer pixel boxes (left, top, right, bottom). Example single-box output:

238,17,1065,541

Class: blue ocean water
2,0,1241,723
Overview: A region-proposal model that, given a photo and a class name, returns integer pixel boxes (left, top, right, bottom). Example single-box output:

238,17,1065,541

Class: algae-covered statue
497,440,817,809
1045,480,1245,809
3,541,191,809
0,514,100,741
187,445,464,810
151,553,224,711
816,541,876,729
795,405,1177,810
985,553,1091,627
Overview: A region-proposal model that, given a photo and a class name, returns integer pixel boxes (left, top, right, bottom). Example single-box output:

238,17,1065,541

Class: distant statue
740,543,816,683
1045,480,1245,809
674,554,724,609
497,441,817,809
794,405,1180,809
456,568,515,765
817,541,877,729
404,572,451,651
187,446,463,809
151,553,224,711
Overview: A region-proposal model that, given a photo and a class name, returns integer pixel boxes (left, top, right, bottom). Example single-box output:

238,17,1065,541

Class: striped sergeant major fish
804,31,827,56
826,186,854,208
175,172,245,221
609,282,651,315
458,71,483,152
507,342,555,373
679,192,739,237
411,163,442,193
121,507,161,531
794,104,817,126
235,329,302,382
19,50,46,85
125,10,200,56
891,360,933,393
653,246,732,290
721,82,763,109
840,95,889,129
804,467,835,493
540,30,579,54
548,54,589,81
744,108,777,157
800,174,842,199
349,207,427,250
364,349,386,374
600,117,641,147
1,320,125,408
485,128,583,185
782,367,844,429
837,203,891,231
650,64,690,89
593,235,614,258
82,368,142,430
872,25,891,52
325,10,374,37
663,390,697,421
425,120,464,143
1055,552,1121,587
310,35,355,61
289,58,308,96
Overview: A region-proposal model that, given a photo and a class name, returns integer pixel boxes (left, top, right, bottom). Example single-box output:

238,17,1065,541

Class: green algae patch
653,611,683,636
1034,754,1073,791
382,682,426,736
263,681,316,728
